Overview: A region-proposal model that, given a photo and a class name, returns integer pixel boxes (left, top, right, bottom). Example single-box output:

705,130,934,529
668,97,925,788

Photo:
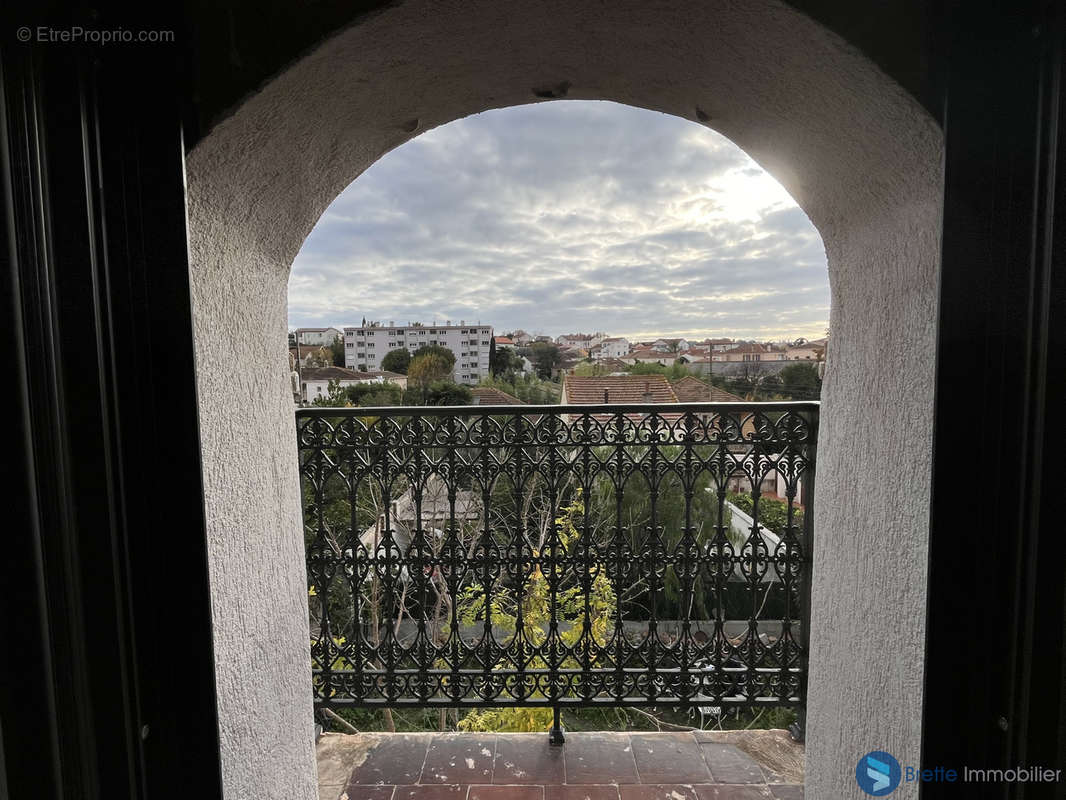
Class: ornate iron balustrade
297,402,817,741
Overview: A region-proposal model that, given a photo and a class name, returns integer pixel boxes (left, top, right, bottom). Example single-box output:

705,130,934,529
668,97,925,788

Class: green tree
776,362,821,399
409,345,456,387
342,382,403,407
626,361,693,381
478,374,561,404
424,380,472,406
573,361,610,377
330,336,345,367
310,379,351,407
530,341,563,379
380,347,412,375
490,344,523,377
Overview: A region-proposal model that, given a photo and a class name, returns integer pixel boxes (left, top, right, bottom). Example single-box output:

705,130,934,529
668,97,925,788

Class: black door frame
1,13,223,799
921,1,1065,795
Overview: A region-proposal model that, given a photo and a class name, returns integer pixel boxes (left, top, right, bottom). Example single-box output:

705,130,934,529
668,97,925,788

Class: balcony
297,403,817,798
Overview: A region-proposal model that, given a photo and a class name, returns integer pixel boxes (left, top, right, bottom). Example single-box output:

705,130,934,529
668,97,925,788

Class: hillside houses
288,323,825,404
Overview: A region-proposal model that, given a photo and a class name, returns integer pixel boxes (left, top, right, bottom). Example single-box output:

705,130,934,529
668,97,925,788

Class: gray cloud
289,101,829,340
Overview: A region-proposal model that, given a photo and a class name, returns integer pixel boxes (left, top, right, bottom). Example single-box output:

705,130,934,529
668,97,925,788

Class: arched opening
185,2,942,797
288,101,830,362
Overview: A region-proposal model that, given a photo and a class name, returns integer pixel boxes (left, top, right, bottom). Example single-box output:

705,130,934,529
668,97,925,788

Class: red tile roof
726,342,768,354
671,376,743,403
563,375,678,404
470,387,525,405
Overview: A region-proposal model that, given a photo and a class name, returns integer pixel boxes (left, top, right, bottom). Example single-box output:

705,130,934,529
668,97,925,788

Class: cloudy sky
288,101,829,341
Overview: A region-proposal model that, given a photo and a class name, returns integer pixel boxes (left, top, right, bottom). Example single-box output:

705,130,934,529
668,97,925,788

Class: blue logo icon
856,751,902,796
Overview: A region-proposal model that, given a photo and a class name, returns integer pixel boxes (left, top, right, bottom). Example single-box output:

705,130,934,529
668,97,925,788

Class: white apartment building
592,337,630,359
292,326,342,346
344,321,493,385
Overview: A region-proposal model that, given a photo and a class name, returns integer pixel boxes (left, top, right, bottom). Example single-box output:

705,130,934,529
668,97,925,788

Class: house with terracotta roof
619,348,673,366
493,336,516,349
786,340,826,360
470,386,524,406
561,375,680,423
561,374,678,404
720,342,769,362
670,376,743,403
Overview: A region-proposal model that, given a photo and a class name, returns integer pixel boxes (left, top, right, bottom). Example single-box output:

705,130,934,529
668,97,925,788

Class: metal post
789,407,817,743
549,706,565,745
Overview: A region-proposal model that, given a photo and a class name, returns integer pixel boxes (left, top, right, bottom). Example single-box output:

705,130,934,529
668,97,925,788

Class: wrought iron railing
297,402,817,742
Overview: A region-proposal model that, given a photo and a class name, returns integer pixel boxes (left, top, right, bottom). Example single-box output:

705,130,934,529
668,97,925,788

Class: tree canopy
490,345,524,377
529,341,563,379
330,336,345,367
409,345,456,386
380,347,411,374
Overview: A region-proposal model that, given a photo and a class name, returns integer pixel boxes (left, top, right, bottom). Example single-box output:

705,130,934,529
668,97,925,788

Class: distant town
288,320,827,407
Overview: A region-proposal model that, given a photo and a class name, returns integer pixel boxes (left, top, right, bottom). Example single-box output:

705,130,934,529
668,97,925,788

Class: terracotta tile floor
317,729,804,800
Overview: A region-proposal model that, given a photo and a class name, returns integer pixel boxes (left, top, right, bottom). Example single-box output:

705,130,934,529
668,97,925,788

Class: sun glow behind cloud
288,101,829,341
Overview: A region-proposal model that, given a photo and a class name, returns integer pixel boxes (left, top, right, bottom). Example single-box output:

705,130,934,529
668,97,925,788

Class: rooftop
470,386,525,405
671,376,743,403
563,375,678,404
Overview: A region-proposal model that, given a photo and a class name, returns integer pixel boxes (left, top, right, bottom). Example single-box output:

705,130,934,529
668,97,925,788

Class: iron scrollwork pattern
298,402,817,713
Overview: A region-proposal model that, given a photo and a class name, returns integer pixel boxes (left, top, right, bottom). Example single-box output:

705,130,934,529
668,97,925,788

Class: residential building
508,330,534,346
556,331,607,348
300,366,406,402
292,326,342,346
562,374,679,405
720,342,769,362
701,338,735,352
786,339,826,360
289,343,334,368
493,335,516,350
650,337,690,353
619,348,673,366
592,337,630,359
561,375,681,422
344,320,493,385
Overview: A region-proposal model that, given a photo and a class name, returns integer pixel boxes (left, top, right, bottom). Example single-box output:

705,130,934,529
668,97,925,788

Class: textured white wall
185,2,942,797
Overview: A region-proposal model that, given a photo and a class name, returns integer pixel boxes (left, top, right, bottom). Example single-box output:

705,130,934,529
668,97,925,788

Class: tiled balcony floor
317,729,804,800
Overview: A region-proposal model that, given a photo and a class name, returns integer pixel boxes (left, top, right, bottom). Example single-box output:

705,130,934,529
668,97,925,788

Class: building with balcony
344,321,493,384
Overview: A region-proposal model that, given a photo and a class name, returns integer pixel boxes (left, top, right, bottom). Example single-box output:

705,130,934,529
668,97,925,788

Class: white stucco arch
185,2,942,797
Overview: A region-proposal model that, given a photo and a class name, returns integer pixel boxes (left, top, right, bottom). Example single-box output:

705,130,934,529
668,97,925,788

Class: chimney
642,381,653,403
604,389,609,403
